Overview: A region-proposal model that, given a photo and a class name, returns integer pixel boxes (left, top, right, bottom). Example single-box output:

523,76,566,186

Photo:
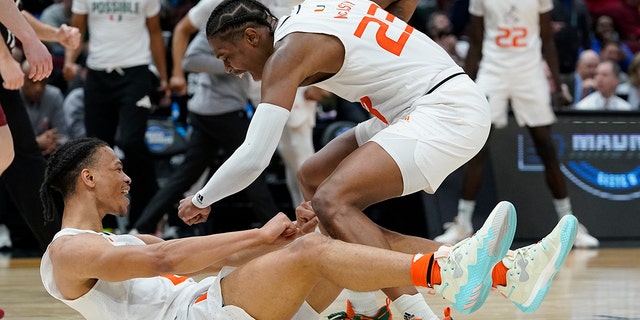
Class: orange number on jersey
495,27,528,48
353,4,414,56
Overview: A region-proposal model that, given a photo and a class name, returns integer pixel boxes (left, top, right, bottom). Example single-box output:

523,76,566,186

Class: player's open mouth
122,188,129,195
233,70,245,78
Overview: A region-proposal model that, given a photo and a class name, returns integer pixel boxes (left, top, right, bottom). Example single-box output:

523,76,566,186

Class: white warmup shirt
72,0,161,70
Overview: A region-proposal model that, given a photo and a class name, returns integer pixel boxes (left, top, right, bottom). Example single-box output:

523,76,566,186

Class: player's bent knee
288,233,331,256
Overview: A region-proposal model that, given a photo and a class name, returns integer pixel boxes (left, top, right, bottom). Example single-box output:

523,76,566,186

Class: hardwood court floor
1,248,638,319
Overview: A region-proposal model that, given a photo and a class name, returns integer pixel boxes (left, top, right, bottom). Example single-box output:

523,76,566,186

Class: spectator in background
560,49,600,105
600,40,630,81
20,60,67,156
426,11,467,67
616,52,640,109
62,87,85,139
39,0,73,29
62,62,87,140
575,60,635,110
551,0,592,75
585,0,640,53
63,0,170,232
588,15,634,70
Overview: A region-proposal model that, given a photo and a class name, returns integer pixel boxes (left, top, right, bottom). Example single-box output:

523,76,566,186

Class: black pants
133,110,278,233
0,86,61,250
84,66,158,228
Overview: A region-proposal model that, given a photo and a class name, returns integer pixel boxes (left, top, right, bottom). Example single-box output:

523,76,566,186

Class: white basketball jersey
274,0,463,124
469,0,552,74
41,229,210,320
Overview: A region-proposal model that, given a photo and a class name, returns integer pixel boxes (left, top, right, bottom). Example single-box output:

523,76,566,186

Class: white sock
348,291,381,317
552,197,572,219
457,199,476,225
391,293,438,320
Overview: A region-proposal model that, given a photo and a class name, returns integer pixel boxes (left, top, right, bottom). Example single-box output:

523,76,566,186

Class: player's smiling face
91,146,131,217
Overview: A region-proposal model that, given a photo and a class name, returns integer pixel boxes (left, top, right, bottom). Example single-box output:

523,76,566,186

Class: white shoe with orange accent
432,201,517,314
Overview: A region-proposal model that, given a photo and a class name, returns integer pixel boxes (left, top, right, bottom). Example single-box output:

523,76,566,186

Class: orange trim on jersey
195,292,208,304
160,274,189,286
360,96,389,124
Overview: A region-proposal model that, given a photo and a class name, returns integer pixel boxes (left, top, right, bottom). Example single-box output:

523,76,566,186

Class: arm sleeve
191,103,290,208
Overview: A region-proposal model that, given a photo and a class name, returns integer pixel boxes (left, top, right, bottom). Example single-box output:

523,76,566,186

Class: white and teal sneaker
496,214,578,313
432,201,517,314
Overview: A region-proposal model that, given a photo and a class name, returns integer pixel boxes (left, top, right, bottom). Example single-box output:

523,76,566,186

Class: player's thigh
315,138,405,208
476,71,511,128
510,70,556,127
218,236,327,319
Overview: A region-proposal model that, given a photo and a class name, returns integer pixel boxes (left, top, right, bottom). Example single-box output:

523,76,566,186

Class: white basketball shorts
476,63,556,129
355,75,491,195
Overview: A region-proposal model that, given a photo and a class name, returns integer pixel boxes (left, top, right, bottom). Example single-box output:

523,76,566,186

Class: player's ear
81,168,95,186
245,28,259,46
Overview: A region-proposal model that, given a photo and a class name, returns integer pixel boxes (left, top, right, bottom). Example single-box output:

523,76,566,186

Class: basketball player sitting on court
39,137,577,319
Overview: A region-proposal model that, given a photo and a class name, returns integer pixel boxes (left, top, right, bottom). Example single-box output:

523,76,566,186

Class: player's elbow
148,244,186,275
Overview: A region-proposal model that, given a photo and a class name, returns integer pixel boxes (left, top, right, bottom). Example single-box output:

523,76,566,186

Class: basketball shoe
573,222,599,248
495,214,578,313
327,298,392,320
431,201,516,314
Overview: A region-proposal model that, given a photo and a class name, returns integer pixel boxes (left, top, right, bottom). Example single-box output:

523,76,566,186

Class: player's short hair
206,0,277,42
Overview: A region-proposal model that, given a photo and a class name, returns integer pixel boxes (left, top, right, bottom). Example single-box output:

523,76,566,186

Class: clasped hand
178,196,319,235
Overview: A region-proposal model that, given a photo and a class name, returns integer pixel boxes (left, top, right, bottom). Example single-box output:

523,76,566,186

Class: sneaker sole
514,215,578,313
453,201,517,314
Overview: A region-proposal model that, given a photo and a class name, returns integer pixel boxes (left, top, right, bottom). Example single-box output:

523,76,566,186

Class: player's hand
178,196,211,225
158,79,172,107
0,55,25,90
21,39,52,82
169,75,187,96
260,212,298,245
56,24,81,50
294,201,318,234
37,128,62,155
